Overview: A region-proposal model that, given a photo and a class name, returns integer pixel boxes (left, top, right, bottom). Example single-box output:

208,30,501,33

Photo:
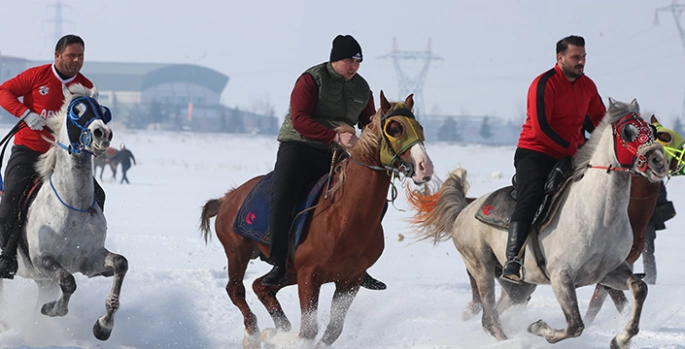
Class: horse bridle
589,113,656,173
58,96,112,155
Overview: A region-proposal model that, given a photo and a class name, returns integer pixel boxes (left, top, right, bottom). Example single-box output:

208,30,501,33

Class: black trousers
0,145,106,246
510,148,559,225
268,142,333,261
121,164,131,184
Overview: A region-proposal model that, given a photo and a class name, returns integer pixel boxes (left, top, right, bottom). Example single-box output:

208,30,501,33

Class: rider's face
331,58,362,81
54,43,85,79
557,44,586,81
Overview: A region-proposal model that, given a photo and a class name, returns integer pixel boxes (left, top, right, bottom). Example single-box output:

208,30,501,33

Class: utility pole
44,0,72,43
655,1,685,117
378,37,442,117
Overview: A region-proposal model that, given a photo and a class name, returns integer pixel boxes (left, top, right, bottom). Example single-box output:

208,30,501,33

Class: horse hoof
527,319,546,335
41,301,67,317
243,330,261,349
462,301,482,321
93,318,113,341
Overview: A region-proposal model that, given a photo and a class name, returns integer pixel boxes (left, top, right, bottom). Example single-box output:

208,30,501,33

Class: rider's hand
24,112,46,131
336,132,358,148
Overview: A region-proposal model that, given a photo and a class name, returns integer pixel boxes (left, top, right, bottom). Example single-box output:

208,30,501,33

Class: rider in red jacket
501,35,606,284
0,35,106,279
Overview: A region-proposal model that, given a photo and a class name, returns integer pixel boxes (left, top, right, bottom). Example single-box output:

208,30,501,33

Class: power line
655,0,685,118
43,0,72,44
378,37,442,117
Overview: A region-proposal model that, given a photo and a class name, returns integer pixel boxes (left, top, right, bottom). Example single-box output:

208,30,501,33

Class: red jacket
518,64,606,159
0,64,93,153
290,73,376,144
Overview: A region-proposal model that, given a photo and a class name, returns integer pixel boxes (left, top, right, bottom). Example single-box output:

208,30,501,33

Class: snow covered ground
0,127,683,349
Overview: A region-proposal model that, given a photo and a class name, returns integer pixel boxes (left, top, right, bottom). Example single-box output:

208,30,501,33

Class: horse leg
224,252,261,348
315,278,361,348
584,284,608,325
91,252,128,341
34,255,76,318
297,272,322,342
252,276,292,331
598,263,646,349
463,269,483,320
469,261,507,340
496,280,536,315
528,271,584,343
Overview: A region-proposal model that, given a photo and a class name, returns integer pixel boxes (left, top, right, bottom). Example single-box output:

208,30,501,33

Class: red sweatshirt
0,64,93,153
518,64,606,159
290,73,376,144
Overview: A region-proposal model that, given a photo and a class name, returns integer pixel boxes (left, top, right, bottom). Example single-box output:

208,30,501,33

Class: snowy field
0,127,683,349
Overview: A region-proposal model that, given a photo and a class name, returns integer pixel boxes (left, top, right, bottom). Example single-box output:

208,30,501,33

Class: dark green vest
277,62,371,148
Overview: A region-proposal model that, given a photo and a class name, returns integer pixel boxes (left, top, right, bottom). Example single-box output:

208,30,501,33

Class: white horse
408,98,667,348
3,84,127,341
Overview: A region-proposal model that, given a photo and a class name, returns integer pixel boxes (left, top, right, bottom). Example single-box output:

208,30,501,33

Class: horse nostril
423,176,431,183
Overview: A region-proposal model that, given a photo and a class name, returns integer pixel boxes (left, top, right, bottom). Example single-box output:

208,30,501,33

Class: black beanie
329,35,363,62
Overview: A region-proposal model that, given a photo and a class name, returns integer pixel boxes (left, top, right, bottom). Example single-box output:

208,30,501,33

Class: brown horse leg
463,270,483,320
252,276,293,331
528,271,584,343
296,272,322,341
223,253,261,348
584,284,608,325
316,278,362,348
599,264,647,349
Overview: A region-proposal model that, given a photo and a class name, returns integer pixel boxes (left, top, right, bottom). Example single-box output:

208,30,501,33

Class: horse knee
630,279,648,301
112,255,128,274
60,274,77,294
568,320,584,338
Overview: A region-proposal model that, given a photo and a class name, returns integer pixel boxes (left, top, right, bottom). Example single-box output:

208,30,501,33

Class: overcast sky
1,0,685,123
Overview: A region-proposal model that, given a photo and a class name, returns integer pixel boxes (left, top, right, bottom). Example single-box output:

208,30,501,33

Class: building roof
0,56,229,93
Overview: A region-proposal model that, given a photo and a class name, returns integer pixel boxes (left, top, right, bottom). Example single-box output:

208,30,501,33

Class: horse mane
36,84,96,183
326,104,393,194
572,99,639,180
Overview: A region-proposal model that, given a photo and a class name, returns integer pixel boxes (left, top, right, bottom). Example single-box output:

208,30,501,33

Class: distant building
422,114,521,146
0,54,279,134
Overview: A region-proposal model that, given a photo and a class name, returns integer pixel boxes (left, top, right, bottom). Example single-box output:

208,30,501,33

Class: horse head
48,84,113,157
650,115,685,176
608,98,667,182
376,90,434,184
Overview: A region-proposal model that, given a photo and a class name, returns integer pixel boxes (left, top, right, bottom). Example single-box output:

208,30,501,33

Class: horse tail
200,198,223,244
406,168,470,245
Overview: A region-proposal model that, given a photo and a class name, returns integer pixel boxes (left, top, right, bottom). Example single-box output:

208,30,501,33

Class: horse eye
387,120,405,138
658,132,673,144
620,124,639,142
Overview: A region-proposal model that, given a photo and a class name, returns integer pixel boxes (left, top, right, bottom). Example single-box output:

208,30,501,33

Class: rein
347,155,402,204
586,164,633,174
49,172,96,213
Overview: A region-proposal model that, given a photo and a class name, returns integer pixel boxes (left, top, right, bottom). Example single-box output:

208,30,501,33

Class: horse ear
651,114,659,124
608,97,617,108
630,98,639,110
404,94,415,112
380,90,391,114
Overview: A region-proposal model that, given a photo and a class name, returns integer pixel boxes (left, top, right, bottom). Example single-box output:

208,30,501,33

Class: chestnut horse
199,92,434,348
93,147,119,181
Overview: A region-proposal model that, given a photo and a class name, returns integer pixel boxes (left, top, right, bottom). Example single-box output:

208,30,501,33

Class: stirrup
500,258,525,285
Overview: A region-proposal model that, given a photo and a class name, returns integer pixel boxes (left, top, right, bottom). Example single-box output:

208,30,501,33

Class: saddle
233,171,330,251
475,156,575,278
475,156,574,231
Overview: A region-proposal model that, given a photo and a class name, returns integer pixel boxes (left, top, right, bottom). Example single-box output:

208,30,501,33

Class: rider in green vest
262,35,386,290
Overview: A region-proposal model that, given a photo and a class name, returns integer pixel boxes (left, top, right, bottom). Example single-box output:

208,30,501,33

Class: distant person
642,182,675,285
0,34,107,279
116,144,136,184
260,34,386,290
501,35,606,284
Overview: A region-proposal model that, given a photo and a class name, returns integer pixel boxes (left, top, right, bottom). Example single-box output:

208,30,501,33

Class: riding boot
500,221,529,285
94,178,106,212
262,232,289,286
0,223,20,279
642,222,657,285
361,272,387,290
